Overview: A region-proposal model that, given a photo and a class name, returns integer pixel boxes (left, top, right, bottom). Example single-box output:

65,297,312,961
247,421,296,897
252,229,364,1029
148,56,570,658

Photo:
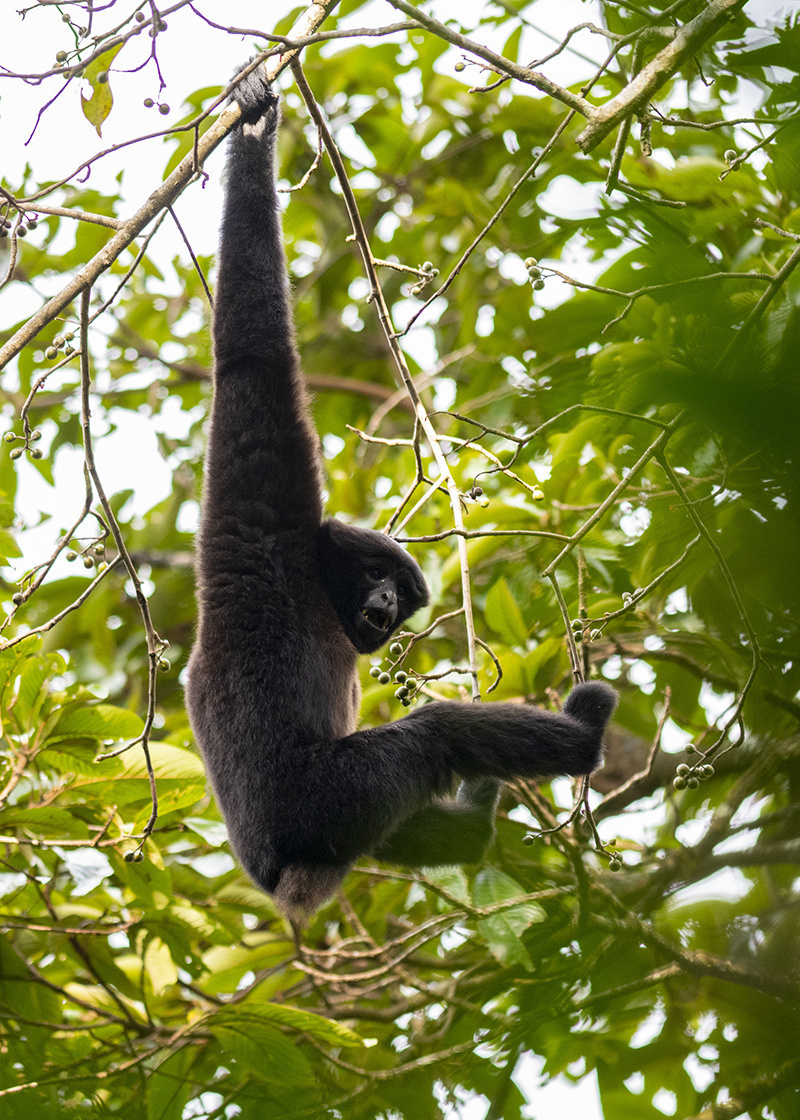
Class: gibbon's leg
260,682,617,875
372,779,502,866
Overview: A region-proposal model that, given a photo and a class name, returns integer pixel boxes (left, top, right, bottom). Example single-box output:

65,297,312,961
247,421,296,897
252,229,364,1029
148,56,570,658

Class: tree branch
576,0,748,151
0,0,341,372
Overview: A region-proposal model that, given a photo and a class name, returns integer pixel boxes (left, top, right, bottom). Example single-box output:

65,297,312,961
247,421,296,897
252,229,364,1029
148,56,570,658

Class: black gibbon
185,66,617,918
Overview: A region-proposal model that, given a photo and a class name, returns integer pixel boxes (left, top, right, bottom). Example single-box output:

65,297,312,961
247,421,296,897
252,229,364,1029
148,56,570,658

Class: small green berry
389,642,402,656
571,619,583,631
590,629,602,641
4,433,15,443
92,543,104,555
401,697,412,707
395,686,409,699
124,851,135,863
676,763,690,776
97,561,108,572
97,71,108,84
522,833,535,846
83,556,94,569
158,658,171,672
144,97,154,108
527,266,542,280
421,261,433,272
135,10,146,21
65,550,77,562
673,776,687,790
724,149,737,163
533,487,544,501
523,257,537,268
686,776,700,789
378,672,391,685
685,744,697,754
369,665,381,678
395,670,407,684
30,430,42,442
12,592,24,606
532,279,545,291
30,448,43,460
158,103,170,115
133,851,144,863
454,61,465,72
608,858,622,872
65,331,75,342
56,50,68,62
9,448,23,460
45,347,58,360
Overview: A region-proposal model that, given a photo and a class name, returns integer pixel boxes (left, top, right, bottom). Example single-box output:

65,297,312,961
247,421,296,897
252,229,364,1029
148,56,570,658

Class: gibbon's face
318,519,429,655
351,557,425,653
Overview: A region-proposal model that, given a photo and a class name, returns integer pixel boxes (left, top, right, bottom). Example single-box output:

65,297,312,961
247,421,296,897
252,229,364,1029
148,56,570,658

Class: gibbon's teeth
362,608,390,630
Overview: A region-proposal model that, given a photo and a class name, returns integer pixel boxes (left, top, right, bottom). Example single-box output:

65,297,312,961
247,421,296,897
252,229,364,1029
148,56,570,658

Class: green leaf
45,701,145,745
473,868,545,970
81,42,124,135
485,577,529,646
0,528,22,563
0,807,89,839
231,1002,362,1047
209,1011,316,1086
147,1045,198,1120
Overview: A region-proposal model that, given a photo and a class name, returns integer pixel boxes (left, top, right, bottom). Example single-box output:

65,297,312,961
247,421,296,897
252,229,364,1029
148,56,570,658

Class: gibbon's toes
231,60,279,125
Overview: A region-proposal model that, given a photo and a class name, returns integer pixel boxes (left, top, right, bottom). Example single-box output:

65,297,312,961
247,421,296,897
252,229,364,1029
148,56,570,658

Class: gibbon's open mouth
362,607,391,630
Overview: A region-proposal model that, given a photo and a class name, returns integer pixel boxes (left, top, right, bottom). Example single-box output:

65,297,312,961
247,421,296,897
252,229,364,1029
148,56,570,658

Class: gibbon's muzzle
361,605,395,631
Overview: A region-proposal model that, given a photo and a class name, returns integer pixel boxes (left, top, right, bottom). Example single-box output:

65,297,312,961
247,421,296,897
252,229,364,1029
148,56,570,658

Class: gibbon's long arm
200,75,323,556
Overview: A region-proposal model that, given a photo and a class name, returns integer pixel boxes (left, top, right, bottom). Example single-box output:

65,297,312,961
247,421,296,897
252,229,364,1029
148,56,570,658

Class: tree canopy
0,1,799,1117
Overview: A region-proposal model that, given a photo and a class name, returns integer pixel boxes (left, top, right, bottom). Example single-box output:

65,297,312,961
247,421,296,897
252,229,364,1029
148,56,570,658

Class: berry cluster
45,330,77,362
369,640,419,707
524,257,545,292
5,429,43,462
409,261,439,298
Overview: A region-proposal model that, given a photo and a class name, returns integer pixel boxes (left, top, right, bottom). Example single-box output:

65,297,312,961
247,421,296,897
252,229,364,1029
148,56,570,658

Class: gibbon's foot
563,680,618,732
231,60,278,126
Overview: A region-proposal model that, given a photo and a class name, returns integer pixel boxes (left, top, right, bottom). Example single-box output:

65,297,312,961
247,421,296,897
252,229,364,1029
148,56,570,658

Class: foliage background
1,1,799,1117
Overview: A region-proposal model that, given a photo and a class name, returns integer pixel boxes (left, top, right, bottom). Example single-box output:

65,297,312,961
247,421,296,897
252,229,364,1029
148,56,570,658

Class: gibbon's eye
397,585,406,599
368,568,384,581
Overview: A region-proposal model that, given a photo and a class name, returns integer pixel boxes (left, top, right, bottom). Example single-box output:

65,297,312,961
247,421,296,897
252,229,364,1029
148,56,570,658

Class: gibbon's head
317,519,429,654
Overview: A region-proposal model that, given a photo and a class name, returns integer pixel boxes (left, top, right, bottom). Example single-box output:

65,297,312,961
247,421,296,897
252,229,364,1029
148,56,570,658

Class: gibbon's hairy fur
186,66,617,918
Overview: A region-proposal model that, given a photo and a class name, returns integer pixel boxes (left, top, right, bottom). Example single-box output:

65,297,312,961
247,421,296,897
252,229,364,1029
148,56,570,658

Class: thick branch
577,0,748,151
